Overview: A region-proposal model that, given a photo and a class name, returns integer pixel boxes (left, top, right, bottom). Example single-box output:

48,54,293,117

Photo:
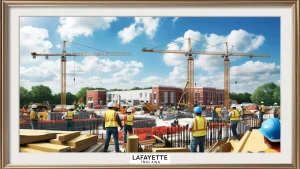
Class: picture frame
1,0,299,168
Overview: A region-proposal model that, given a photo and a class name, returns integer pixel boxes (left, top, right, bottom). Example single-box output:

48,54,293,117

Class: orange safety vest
191,116,207,137
125,114,134,126
66,111,73,120
264,148,280,153
104,109,118,127
230,109,240,121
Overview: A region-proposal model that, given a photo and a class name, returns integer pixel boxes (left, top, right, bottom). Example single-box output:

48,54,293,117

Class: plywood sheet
27,143,71,152
20,147,45,153
240,129,268,152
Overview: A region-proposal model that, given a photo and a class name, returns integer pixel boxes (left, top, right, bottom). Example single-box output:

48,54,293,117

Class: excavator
113,103,135,114
142,103,159,115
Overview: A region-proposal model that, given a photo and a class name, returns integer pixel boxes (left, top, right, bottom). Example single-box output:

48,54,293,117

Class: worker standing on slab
172,115,179,126
159,104,164,119
273,103,279,119
228,104,240,140
259,101,265,125
189,106,207,152
240,104,245,121
30,104,39,130
66,108,75,131
123,107,134,143
103,102,123,152
259,118,280,152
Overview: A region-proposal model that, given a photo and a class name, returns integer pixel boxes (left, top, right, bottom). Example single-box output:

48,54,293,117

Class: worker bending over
30,104,39,130
189,106,207,152
123,108,134,143
259,101,265,125
259,118,280,152
103,102,123,152
66,108,75,131
228,104,240,140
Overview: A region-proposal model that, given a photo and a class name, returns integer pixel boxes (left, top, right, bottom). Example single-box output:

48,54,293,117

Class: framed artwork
1,0,299,168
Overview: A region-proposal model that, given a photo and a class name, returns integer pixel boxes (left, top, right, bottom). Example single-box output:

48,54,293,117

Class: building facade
86,90,107,108
151,86,184,106
194,87,224,105
106,89,152,106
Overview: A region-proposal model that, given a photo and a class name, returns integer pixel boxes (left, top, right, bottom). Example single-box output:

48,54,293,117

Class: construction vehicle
114,103,134,114
28,101,52,112
142,103,159,114
32,41,131,112
142,38,269,110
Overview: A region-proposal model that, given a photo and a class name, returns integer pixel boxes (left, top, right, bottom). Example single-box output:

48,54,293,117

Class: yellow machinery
28,101,51,112
143,103,159,113
114,104,134,114
37,112,49,120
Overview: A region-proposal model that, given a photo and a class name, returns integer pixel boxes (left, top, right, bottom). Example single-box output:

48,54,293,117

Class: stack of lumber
20,129,100,152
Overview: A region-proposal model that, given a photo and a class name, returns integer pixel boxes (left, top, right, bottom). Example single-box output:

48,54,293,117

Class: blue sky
20,17,280,94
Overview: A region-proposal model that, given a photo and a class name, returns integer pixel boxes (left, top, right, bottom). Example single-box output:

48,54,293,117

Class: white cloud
57,17,117,41
20,66,56,82
20,26,53,63
230,61,280,76
118,17,160,44
56,44,61,49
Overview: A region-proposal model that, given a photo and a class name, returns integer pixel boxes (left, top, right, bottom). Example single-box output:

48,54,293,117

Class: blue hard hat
193,106,202,114
259,118,280,142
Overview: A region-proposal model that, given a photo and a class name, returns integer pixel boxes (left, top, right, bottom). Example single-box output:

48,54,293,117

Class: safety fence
121,118,261,149
20,118,100,132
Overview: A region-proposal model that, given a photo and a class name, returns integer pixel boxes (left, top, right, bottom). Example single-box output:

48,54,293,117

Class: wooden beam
152,148,190,152
20,147,45,153
240,129,269,152
220,142,232,152
57,132,81,142
232,130,251,152
27,143,71,152
50,135,98,147
70,138,97,152
20,131,57,144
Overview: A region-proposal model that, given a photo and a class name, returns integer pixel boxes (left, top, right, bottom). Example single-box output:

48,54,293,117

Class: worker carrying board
103,102,123,152
30,104,39,130
123,107,134,143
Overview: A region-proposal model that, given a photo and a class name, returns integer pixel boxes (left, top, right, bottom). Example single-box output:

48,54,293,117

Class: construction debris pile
20,129,102,152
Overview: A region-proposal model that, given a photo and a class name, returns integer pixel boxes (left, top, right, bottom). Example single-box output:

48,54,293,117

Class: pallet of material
20,147,45,153
50,135,97,147
27,143,71,152
70,138,98,152
20,130,57,144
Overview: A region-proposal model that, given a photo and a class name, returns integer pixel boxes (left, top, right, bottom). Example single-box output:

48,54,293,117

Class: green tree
131,87,142,90
110,88,123,91
52,93,61,104
29,85,52,103
20,86,32,106
273,86,280,105
66,92,77,105
251,82,278,106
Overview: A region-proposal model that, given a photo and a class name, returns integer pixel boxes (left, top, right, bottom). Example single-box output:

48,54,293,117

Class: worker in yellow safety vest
103,102,123,152
259,101,265,125
259,118,280,152
123,107,134,143
30,104,39,130
66,108,75,131
228,104,240,140
188,106,207,152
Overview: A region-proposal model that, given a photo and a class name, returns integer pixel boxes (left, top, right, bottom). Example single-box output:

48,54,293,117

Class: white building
106,89,152,106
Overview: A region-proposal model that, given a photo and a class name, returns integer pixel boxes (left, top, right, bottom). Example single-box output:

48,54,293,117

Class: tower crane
31,40,131,111
142,38,269,110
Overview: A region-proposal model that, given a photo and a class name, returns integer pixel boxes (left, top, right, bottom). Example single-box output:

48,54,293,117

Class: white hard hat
261,101,264,104
127,108,132,113
274,103,277,105
231,104,236,108
107,102,114,108
32,104,37,109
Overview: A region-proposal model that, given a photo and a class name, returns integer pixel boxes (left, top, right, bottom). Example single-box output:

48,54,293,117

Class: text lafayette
132,155,168,161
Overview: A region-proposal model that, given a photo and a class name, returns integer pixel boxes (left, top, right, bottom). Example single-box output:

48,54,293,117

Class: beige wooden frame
1,0,299,168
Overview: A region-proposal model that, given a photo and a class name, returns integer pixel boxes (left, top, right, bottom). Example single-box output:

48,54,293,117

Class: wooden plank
240,129,269,152
70,138,97,152
20,129,76,134
57,132,81,142
20,132,57,145
152,135,165,144
50,135,98,147
27,143,71,152
232,130,251,152
208,140,227,152
20,147,45,153
152,148,190,152
220,142,232,152
230,140,238,150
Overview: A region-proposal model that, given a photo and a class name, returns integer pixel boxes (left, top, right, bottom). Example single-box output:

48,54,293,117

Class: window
171,92,174,104
154,94,156,100
88,97,93,101
140,93,142,97
145,93,147,97
164,92,168,103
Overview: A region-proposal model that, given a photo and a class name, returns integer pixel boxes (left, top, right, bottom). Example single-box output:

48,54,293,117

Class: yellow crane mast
142,38,269,110
32,41,131,111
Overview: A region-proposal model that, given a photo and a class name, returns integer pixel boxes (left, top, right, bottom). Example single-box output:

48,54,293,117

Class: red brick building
194,88,224,105
86,90,107,108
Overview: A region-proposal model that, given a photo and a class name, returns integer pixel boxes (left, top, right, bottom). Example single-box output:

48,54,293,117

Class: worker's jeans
104,127,119,152
190,136,205,152
30,120,38,130
159,111,163,119
230,122,238,139
66,119,74,131
259,111,264,123
123,124,133,143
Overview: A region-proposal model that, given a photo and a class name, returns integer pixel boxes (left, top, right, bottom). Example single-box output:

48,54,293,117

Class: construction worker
259,118,280,152
273,103,279,118
159,104,164,119
30,104,39,130
259,101,266,125
188,106,207,152
103,102,123,152
172,115,179,126
240,104,245,121
228,104,240,140
123,107,134,143
66,108,75,131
